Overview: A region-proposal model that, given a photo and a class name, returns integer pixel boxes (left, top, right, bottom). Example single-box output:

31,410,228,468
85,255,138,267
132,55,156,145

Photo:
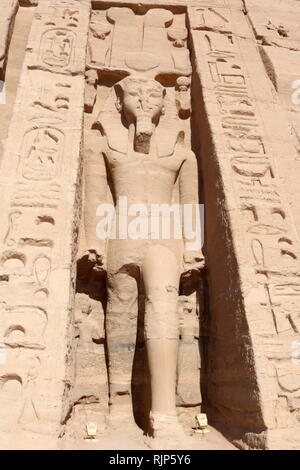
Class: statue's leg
106,270,139,428
142,245,181,436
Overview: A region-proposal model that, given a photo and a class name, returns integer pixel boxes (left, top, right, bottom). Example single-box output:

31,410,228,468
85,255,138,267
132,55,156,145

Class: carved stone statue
0,0,19,80
175,76,191,119
84,74,204,443
84,69,98,113
76,302,103,353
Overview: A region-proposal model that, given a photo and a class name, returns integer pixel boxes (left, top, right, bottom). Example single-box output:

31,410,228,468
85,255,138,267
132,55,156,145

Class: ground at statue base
4,425,300,450
61,425,237,450
0,426,236,450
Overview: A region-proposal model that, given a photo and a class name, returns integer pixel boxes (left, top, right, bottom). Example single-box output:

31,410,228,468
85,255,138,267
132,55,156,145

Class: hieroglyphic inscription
190,13,300,428
0,0,90,437
202,30,299,325
28,0,87,75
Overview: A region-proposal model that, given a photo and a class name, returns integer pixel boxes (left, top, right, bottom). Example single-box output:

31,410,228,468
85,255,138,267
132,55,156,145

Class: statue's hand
77,249,106,278
181,250,205,283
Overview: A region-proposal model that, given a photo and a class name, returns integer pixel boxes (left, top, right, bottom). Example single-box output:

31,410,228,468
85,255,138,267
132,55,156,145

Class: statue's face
81,304,91,315
120,77,165,124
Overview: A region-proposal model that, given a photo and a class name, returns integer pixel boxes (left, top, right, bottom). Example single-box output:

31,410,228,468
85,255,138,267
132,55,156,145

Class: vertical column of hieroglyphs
0,0,91,441
189,1,300,447
0,0,19,81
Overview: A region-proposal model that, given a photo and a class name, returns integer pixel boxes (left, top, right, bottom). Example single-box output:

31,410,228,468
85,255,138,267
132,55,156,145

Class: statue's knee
106,312,136,340
142,245,180,297
143,245,179,272
145,299,179,340
107,272,138,314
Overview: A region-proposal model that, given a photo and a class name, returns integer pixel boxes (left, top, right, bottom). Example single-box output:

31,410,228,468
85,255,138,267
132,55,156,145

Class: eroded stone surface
245,0,300,51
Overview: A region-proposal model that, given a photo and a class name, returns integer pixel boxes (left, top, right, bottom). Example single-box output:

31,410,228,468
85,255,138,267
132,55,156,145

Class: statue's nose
140,98,149,111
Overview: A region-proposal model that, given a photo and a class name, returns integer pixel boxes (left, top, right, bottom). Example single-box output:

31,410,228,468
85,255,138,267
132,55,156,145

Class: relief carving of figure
76,302,103,353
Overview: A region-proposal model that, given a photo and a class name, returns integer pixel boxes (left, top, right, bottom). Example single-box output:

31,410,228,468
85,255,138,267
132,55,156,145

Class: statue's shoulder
185,149,197,161
173,133,196,162
99,134,109,152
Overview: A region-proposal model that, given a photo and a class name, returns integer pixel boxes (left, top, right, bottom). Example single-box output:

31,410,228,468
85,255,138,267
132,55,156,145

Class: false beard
134,115,153,154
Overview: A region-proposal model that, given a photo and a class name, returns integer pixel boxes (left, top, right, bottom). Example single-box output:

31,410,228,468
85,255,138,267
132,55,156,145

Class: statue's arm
179,150,205,272
83,134,109,268
91,319,105,342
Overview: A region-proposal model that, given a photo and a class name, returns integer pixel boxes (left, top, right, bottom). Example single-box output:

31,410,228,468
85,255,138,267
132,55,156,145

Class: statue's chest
106,150,184,174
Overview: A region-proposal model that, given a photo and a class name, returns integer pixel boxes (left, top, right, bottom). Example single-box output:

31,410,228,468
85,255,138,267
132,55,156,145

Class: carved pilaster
189,3,300,449
0,0,91,447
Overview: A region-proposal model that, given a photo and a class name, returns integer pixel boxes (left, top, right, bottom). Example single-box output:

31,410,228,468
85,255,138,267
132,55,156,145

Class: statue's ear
114,83,123,113
115,97,122,113
162,88,167,115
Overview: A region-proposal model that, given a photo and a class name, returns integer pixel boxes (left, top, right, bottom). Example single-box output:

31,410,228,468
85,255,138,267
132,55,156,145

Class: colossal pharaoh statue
84,72,204,442
1,0,300,451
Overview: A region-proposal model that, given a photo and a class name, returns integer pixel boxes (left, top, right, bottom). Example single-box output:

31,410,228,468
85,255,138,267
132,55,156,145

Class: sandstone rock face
0,0,299,451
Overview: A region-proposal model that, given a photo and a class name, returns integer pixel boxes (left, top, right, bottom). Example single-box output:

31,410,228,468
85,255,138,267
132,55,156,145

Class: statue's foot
145,412,194,450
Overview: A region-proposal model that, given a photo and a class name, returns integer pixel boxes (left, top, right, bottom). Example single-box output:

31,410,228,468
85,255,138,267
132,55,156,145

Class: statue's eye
129,91,138,97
